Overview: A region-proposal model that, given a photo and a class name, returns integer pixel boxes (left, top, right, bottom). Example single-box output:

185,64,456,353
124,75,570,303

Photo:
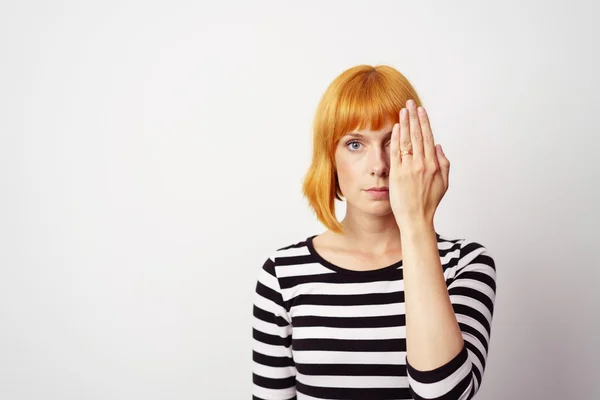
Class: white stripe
258,267,282,292
450,277,495,302
466,346,485,382
252,384,295,400
458,380,474,400
293,350,406,365
254,294,291,324
450,294,493,325
282,280,403,299
253,317,291,338
457,246,488,268
293,325,406,340
440,248,461,264
295,393,323,400
456,263,496,282
456,313,490,343
463,330,488,362
297,373,410,389
472,365,480,392
437,237,461,249
253,339,292,358
253,361,295,379
276,262,333,278
292,302,405,318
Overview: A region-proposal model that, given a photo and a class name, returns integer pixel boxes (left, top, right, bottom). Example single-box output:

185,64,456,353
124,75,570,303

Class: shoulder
259,234,314,272
436,232,496,273
437,231,492,257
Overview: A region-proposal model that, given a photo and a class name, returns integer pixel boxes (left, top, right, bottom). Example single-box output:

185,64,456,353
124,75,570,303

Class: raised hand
388,99,450,227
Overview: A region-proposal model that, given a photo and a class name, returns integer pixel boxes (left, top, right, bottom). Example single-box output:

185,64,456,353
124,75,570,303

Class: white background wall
1,0,598,399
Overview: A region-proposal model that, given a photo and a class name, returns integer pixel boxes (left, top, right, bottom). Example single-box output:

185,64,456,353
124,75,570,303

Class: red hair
302,65,423,234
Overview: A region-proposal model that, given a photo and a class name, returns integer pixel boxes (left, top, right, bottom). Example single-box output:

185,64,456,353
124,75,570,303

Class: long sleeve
406,240,497,400
252,257,297,400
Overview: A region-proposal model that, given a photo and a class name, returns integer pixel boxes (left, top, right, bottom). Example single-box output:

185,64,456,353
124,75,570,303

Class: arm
252,257,297,400
401,222,497,400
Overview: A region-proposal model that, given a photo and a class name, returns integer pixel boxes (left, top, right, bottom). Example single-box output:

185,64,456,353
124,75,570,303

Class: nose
370,146,389,177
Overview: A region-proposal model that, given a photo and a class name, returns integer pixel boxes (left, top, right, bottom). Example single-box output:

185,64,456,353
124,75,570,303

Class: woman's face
334,121,395,216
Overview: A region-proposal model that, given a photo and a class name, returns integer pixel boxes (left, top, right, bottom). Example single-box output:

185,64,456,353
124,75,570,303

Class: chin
347,199,393,217
368,204,394,217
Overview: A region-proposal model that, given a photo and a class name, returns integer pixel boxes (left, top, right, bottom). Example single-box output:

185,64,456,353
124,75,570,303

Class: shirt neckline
305,234,404,276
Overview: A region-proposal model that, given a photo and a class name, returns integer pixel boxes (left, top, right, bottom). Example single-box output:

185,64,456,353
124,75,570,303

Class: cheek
335,160,358,189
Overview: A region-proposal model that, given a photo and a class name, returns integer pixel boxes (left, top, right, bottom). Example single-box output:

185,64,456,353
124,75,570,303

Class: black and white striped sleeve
252,257,297,400
406,240,497,400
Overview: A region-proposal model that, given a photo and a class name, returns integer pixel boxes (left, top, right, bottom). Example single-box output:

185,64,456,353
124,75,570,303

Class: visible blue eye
346,140,362,151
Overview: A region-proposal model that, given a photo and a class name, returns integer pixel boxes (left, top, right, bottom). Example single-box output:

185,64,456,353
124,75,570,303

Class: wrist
397,218,435,237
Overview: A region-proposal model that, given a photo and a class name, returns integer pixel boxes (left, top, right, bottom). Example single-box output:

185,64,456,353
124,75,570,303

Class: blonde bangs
331,70,409,142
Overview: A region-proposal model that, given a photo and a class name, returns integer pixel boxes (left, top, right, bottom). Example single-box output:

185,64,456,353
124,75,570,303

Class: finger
390,122,400,162
399,107,412,164
418,106,436,161
436,145,450,190
407,99,424,160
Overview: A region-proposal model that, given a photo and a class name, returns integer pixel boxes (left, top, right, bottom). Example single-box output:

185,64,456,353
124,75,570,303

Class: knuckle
413,163,426,173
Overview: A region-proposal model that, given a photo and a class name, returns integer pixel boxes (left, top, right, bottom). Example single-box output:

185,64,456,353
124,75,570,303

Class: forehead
345,120,395,138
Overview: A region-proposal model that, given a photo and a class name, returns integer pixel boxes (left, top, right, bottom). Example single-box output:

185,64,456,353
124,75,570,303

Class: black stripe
460,241,486,257
409,371,473,400
406,344,468,384
253,305,289,328
291,291,405,307
253,350,294,368
255,281,286,308
253,373,296,390
296,380,411,400
463,340,485,382
277,254,317,266
449,285,495,315
295,362,407,377
253,328,291,347
261,257,277,275
438,241,462,257
277,240,308,251
279,268,403,289
453,303,491,334
293,314,406,329
293,338,406,352
458,322,489,353
454,269,496,293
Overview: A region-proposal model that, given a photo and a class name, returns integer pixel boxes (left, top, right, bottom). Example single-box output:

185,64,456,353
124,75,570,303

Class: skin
312,99,463,371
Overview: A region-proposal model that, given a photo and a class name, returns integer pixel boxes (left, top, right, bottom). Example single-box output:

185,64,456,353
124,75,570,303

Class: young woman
252,65,497,400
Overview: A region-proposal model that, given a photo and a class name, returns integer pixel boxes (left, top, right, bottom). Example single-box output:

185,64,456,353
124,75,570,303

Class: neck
337,209,402,256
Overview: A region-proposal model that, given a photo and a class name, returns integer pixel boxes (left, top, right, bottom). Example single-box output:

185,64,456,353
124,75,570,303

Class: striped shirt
252,232,497,400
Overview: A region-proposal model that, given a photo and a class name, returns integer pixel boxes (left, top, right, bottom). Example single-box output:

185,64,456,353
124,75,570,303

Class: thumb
436,145,450,189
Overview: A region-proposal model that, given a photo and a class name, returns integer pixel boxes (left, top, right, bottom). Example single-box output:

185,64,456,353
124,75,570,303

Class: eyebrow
346,131,393,139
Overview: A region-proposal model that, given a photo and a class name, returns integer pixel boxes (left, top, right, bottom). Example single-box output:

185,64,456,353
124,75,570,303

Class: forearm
401,220,464,371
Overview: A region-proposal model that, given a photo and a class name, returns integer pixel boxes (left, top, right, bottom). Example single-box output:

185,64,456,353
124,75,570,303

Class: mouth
366,187,389,192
